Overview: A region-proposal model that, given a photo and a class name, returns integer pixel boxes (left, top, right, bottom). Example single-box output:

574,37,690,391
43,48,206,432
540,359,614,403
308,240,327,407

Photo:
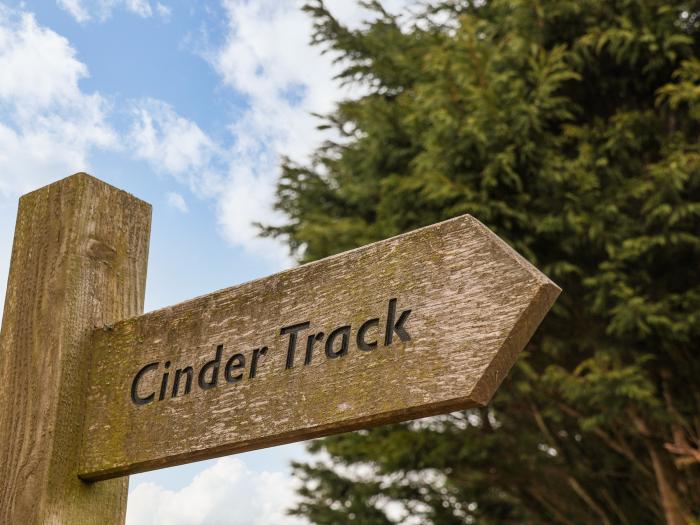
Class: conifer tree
263,1,700,523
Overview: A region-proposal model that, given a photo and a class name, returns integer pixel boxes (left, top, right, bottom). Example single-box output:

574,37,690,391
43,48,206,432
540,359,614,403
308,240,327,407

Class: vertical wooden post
0,174,151,524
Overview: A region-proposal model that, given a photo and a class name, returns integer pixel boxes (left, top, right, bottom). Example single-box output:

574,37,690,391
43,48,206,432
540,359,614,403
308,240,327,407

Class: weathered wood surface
79,214,560,481
0,174,151,524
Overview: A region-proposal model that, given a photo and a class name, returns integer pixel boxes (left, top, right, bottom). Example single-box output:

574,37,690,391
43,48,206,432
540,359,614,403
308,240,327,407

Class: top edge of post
19,172,152,210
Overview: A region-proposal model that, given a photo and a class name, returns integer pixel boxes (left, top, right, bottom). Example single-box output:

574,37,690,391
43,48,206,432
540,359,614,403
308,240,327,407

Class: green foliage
263,1,700,523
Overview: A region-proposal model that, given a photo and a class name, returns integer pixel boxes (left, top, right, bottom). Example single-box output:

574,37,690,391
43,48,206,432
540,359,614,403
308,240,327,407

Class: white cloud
0,6,115,198
156,2,171,18
127,97,294,266
57,0,90,23
0,5,118,325
204,0,338,266
56,0,170,22
0,0,423,277
125,0,153,18
166,191,189,213
206,0,417,265
129,99,223,197
0,1,424,292
128,1,420,267
125,457,307,525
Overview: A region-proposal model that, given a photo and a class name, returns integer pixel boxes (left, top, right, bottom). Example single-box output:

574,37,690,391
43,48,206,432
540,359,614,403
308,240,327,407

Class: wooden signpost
0,173,560,523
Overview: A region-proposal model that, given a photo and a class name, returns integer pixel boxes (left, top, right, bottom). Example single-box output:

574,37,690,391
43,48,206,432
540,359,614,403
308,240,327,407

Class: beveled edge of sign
466,217,561,405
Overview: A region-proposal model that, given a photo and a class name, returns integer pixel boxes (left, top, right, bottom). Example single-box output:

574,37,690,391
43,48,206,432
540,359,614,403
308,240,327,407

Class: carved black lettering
281,322,310,369
384,298,412,346
158,361,171,401
250,347,268,379
131,300,414,405
171,366,193,398
357,318,379,351
325,326,350,359
198,345,223,391
131,362,158,406
225,353,246,383
304,332,324,365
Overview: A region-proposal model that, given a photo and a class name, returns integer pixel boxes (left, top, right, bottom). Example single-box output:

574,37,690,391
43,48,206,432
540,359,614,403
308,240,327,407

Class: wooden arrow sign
78,214,560,481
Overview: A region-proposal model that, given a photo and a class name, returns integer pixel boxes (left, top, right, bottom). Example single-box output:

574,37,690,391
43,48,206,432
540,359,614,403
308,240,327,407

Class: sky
0,0,414,523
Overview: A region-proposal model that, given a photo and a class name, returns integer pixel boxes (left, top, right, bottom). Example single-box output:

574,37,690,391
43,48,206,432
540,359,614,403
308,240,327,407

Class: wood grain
0,174,151,524
79,214,559,481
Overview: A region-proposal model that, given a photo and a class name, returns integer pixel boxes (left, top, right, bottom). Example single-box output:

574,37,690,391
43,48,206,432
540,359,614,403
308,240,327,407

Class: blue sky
0,0,413,522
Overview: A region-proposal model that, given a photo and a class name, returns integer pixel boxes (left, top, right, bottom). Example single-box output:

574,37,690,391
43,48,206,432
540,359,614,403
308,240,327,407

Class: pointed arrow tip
468,278,561,406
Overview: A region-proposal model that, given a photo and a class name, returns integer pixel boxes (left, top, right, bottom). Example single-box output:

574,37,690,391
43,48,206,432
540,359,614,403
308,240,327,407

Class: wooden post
0,174,151,524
